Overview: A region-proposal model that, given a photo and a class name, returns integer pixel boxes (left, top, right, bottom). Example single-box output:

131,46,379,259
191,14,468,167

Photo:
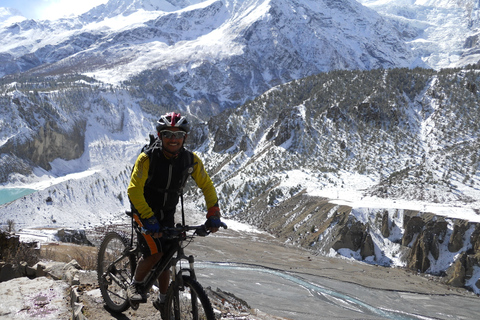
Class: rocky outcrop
0,231,39,277
56,229,93,246
0,92,86,183
0,257,83,283
0,231,21,262
0,119,85,172
0,231,92,320
0,229,92,282
404,213,448,272
0,258,94,320
238,193,480,294
331,217,375,260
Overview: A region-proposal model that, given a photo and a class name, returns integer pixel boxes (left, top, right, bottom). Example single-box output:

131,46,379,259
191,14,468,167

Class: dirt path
79,227,478,319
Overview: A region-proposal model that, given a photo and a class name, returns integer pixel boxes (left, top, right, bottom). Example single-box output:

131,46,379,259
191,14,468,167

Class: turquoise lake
0,188,36,205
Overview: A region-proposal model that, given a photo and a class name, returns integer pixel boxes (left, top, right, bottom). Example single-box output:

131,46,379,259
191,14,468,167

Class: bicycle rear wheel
97,232,136,313
164,275,215,320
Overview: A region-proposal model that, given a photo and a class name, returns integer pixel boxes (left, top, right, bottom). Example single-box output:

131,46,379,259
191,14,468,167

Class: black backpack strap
145,136,161,185
180,193,186,226
179,151,195,226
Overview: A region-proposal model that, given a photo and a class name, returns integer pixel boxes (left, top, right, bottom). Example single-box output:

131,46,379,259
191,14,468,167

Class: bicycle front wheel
164,275,215,320
97,232,136,313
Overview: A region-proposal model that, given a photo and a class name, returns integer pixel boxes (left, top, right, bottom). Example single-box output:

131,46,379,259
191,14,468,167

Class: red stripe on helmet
170,112,177,126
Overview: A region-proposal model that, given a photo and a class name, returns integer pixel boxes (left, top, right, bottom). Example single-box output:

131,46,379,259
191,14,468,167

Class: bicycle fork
172,247,196,288
171,250,197,318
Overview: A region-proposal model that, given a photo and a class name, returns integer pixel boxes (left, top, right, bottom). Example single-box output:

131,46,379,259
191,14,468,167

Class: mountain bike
97,211,227,320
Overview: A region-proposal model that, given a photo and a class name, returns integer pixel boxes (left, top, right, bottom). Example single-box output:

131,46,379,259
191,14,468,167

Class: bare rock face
331,217,375,259
0,94,86,183
402,215,424,247
0,120,85,172
471,225,480,252
360,233,375,259
448,220,470,252
332,219,366,252
239,194,480,294
466,253,480,282
31,122,85,169
443,223,480,289
381,210,390,238
56,229,93,246
406,215,448,272
446,253,467,287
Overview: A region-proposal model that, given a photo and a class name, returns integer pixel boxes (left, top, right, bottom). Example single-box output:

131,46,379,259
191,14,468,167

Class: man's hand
206,206,222,233
205,216,222,233
141,216,161,238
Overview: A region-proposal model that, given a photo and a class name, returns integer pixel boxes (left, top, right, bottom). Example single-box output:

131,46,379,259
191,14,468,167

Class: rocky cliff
236,191,480,293
0,120,85,172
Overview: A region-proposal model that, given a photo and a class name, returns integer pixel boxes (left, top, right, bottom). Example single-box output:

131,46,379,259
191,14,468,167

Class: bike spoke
97,232,135,313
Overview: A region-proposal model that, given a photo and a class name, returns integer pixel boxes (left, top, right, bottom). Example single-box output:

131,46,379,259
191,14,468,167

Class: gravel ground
76,227,480,320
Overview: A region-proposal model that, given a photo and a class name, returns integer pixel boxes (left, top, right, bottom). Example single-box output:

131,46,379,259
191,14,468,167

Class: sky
1,0,108,20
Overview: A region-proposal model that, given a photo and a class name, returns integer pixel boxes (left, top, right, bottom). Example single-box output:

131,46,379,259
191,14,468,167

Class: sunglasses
160,130,187,139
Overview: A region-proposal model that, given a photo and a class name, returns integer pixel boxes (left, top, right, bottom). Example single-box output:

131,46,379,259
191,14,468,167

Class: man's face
160,127,186,155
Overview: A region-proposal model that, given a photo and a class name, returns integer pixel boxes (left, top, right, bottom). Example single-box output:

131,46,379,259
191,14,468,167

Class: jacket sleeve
127,152,154,219
191,153,219,211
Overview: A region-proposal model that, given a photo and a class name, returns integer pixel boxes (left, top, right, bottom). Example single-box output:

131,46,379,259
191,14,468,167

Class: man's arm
127,153,155,219
191,153,220,217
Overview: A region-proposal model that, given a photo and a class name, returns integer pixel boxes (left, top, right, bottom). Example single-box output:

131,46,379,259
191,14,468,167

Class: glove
205,206,221,230
205,216,222,229
141,216,160,234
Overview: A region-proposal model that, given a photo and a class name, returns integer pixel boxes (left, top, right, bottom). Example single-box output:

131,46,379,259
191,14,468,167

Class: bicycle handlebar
141,222,227,238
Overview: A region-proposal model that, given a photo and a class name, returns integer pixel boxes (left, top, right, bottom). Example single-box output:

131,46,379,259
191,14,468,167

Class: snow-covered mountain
1,0,480,293
359,0,480,68
0,0,416,117
3,0,480,84
0,0,479,233
80,0,207,19
2,65,480,294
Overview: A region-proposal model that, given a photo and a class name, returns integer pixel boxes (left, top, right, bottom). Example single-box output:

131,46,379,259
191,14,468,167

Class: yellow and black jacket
128,147,218,221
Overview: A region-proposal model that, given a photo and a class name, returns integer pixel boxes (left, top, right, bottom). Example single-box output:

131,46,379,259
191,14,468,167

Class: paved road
82,227,480,319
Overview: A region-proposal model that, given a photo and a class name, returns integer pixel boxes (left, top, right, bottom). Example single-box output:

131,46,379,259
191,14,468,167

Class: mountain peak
0,7,25,26
80,0,208,21
0,0,416,115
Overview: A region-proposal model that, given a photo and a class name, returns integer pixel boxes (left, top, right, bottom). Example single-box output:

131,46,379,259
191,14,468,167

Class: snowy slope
359,0,480,68
0,0,415,102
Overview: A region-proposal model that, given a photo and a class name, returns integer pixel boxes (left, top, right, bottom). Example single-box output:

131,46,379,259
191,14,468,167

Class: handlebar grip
195,226,209,237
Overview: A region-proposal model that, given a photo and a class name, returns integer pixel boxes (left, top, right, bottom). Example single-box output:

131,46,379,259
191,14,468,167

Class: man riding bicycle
127,112,222,312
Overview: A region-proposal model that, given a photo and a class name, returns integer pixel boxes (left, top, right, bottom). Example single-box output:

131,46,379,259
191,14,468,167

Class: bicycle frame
98,220,225,318
135,234,197,297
